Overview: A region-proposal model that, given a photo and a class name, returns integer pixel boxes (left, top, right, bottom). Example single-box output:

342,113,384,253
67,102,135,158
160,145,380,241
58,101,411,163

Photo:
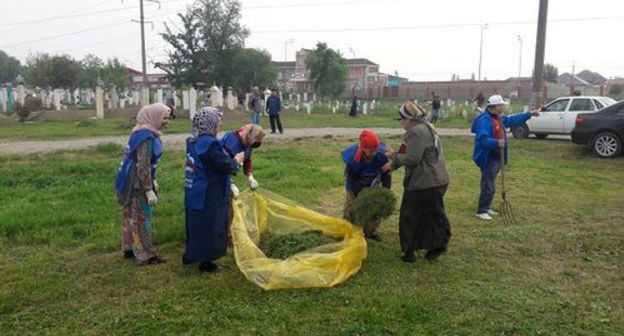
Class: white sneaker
476,213,493,220
487,209,499,216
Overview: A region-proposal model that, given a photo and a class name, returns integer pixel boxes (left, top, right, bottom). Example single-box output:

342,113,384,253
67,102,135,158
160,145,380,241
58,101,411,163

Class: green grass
1,137,622,335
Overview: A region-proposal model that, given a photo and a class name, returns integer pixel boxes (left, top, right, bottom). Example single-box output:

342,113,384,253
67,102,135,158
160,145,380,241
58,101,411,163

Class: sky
1,0,623,81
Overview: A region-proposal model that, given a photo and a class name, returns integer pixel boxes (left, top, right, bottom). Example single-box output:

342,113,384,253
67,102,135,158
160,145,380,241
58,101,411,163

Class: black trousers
399,185,451,252
269,114,283,133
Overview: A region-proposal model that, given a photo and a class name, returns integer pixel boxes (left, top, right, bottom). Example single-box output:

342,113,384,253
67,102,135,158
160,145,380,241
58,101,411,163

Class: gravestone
156,88,163,104
303,92,308,102
120,98,126,109
0,87,6,113
305,103,311,114
296,93,301,104
189,88,197,120
210,85,220,107
174,91,181,108
182,90,190,110
53,90,61,111
312,93,316,102
16,84,25,106
96,86,104,119
362,102,368,115
226,87,235,110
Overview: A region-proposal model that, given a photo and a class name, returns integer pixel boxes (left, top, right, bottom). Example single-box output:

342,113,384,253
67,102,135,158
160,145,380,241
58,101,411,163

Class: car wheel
535,133,549,139
512,124,529,139
592,132,622,158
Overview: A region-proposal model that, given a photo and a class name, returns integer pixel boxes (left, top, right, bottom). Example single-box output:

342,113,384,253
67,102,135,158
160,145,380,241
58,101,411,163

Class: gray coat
392,123,449,191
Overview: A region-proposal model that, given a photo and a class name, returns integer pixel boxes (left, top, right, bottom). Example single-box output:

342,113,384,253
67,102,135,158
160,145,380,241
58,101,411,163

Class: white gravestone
95,86,104,119
189,88,197,120
182,90,190,110
156,89,163,104
303,92,308,102
362,102,368,115
226,88,235,110
53,90,61,111
1,88,6,113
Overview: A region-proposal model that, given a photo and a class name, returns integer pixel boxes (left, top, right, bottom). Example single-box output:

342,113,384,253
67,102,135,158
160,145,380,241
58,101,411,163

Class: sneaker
476,212,493,220
488,209,499,216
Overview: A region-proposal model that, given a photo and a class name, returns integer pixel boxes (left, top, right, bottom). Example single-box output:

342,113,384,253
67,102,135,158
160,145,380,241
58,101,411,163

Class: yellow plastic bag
230,190,368,290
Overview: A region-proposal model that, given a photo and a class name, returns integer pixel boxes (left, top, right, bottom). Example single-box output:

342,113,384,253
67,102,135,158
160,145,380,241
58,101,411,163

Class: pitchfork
499,145,516,225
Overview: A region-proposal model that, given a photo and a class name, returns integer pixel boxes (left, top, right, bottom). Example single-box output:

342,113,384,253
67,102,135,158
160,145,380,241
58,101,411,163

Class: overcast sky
2,0,623,81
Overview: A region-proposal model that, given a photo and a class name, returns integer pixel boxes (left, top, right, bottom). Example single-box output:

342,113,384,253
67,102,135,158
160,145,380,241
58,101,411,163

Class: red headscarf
355,130,380,162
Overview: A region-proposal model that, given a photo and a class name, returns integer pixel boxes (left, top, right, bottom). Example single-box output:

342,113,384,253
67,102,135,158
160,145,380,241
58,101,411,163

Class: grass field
1,136,622,335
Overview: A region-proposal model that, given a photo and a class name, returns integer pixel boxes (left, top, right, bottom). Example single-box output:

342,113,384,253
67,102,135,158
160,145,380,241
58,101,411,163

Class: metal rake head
499,194,517,225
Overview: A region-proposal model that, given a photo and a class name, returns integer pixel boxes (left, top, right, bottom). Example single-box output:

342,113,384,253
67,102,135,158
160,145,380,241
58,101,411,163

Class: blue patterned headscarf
191,107,222,141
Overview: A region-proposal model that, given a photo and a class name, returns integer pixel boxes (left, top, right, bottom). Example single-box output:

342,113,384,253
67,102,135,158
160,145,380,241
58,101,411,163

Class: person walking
183,107,244,273
431,92,442,124
342,130,392,241
385,101,451,262
349,95,358,117
249,87,262,125
114,103,171,265
472,95,540,220
266,89,284,134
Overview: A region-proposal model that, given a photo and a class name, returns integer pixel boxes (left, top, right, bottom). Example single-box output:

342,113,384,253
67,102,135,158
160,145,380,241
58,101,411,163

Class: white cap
487,94,509,106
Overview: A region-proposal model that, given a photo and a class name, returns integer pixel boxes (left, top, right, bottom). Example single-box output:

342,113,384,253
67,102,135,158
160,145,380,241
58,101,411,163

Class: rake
499,145,516,225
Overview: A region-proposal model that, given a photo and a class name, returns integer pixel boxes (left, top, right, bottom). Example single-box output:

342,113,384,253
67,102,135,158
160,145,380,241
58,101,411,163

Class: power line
251,15,624,34
246,0,403,9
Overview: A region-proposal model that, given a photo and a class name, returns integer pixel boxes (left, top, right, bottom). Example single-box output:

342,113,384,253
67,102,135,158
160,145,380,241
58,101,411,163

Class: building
125,67,170,90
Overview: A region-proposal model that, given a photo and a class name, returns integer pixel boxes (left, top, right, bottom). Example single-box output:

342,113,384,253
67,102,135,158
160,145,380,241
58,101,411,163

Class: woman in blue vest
220,124,265,195
183,107,245,273
115,103,171,265
342,130,392,241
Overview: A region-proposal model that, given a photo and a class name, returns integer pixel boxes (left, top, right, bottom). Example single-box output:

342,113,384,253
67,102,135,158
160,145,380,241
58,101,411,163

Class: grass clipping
353,187,397,228
259,231,335,260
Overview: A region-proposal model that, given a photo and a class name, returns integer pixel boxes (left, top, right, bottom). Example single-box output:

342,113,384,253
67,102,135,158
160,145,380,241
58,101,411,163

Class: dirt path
0,128,475,155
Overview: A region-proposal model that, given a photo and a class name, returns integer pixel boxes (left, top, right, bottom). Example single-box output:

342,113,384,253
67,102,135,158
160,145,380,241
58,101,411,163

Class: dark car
571,100,624,158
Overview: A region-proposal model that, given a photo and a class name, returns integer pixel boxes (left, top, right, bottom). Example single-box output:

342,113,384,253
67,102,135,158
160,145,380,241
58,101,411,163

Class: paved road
0,127,568,155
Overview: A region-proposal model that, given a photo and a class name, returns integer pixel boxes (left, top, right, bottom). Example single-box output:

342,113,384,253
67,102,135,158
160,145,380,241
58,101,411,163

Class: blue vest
114,129,163,194
220,131,252,160
342,143,388,193
185,134,231,210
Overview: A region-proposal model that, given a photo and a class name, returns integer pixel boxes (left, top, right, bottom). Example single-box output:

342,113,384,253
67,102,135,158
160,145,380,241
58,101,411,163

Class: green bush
353,187,397,228
259,231,335,259
15,96,44,122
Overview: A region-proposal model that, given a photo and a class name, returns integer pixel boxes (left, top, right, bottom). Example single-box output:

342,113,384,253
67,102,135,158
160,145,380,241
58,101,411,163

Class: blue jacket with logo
266,95,281,115
471,109,531,169
115,129,162,194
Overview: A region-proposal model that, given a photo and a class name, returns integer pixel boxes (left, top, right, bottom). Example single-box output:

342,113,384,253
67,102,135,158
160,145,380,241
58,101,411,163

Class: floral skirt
121,195,157,264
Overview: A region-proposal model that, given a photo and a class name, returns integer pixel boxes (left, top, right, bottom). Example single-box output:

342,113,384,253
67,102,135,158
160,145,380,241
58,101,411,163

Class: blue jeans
251,112,261,125
432,108,441,123
477,157,501,214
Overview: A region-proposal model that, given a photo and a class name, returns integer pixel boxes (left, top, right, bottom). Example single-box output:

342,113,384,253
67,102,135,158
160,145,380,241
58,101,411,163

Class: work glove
231,183,240,199
248,175,259,190
153,180,159,194
146,190,158,206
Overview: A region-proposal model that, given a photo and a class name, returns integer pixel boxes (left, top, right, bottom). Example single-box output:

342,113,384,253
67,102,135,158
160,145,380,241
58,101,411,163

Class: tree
229,48,277,91
543,63,559,83
156,0,250,87
609,83,624,96
100,58,129,90
25,53,81,88
0,50,22,83
78,54,104,88
306,42,347,99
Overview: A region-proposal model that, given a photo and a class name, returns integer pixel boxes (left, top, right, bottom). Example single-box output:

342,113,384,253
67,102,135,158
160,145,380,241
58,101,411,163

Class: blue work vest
114,129,163,194
185,134,231,210
220,131,252,160
341,143,388,193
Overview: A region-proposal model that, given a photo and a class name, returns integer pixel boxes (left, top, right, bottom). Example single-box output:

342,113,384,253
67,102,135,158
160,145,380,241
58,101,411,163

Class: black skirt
399,185,451,252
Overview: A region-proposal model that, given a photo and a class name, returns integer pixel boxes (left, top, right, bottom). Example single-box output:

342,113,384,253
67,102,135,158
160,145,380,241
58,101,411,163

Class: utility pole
478,24,488,81
284,39,294,62
517,35,523,78
531,0,549,107
133,0,160,106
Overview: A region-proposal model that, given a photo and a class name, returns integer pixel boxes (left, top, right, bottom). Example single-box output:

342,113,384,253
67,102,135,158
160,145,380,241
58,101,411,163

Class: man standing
471,95,540,220
431,92,441,123
249,87,261,125
266,89,284,134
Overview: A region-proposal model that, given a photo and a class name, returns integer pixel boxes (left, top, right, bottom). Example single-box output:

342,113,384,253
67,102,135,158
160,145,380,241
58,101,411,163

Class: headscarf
399,101,443,155
191,107,222,141
355,130,380,162
238,124,265,146
132,103,171,136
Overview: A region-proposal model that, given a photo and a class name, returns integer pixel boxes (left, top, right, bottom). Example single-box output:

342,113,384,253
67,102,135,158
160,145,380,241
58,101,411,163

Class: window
593,99,604,109
544,99,569,112
617,104,624,115
569,99,595,111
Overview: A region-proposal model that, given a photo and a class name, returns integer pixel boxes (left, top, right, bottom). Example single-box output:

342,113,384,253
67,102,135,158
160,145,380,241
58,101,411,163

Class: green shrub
353,187,397,228
259,231,335,259
15,96,43,122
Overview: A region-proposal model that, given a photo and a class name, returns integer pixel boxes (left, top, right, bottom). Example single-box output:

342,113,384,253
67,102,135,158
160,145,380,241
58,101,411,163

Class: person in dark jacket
386,101,451,262
249,87,261,125
266,89,284,134
342,130,392,241
471,95,540,221
431,92,442,123
349,95,358,117
183,107,245,273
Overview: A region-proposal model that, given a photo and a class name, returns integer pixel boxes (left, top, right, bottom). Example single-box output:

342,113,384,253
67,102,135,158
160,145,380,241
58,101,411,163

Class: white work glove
153,180,159,194
248,175,259,190
146,190,158,206
231,183,240,199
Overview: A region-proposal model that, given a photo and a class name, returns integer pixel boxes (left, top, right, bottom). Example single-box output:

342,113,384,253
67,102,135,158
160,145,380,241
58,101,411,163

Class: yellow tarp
230,190,368,290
